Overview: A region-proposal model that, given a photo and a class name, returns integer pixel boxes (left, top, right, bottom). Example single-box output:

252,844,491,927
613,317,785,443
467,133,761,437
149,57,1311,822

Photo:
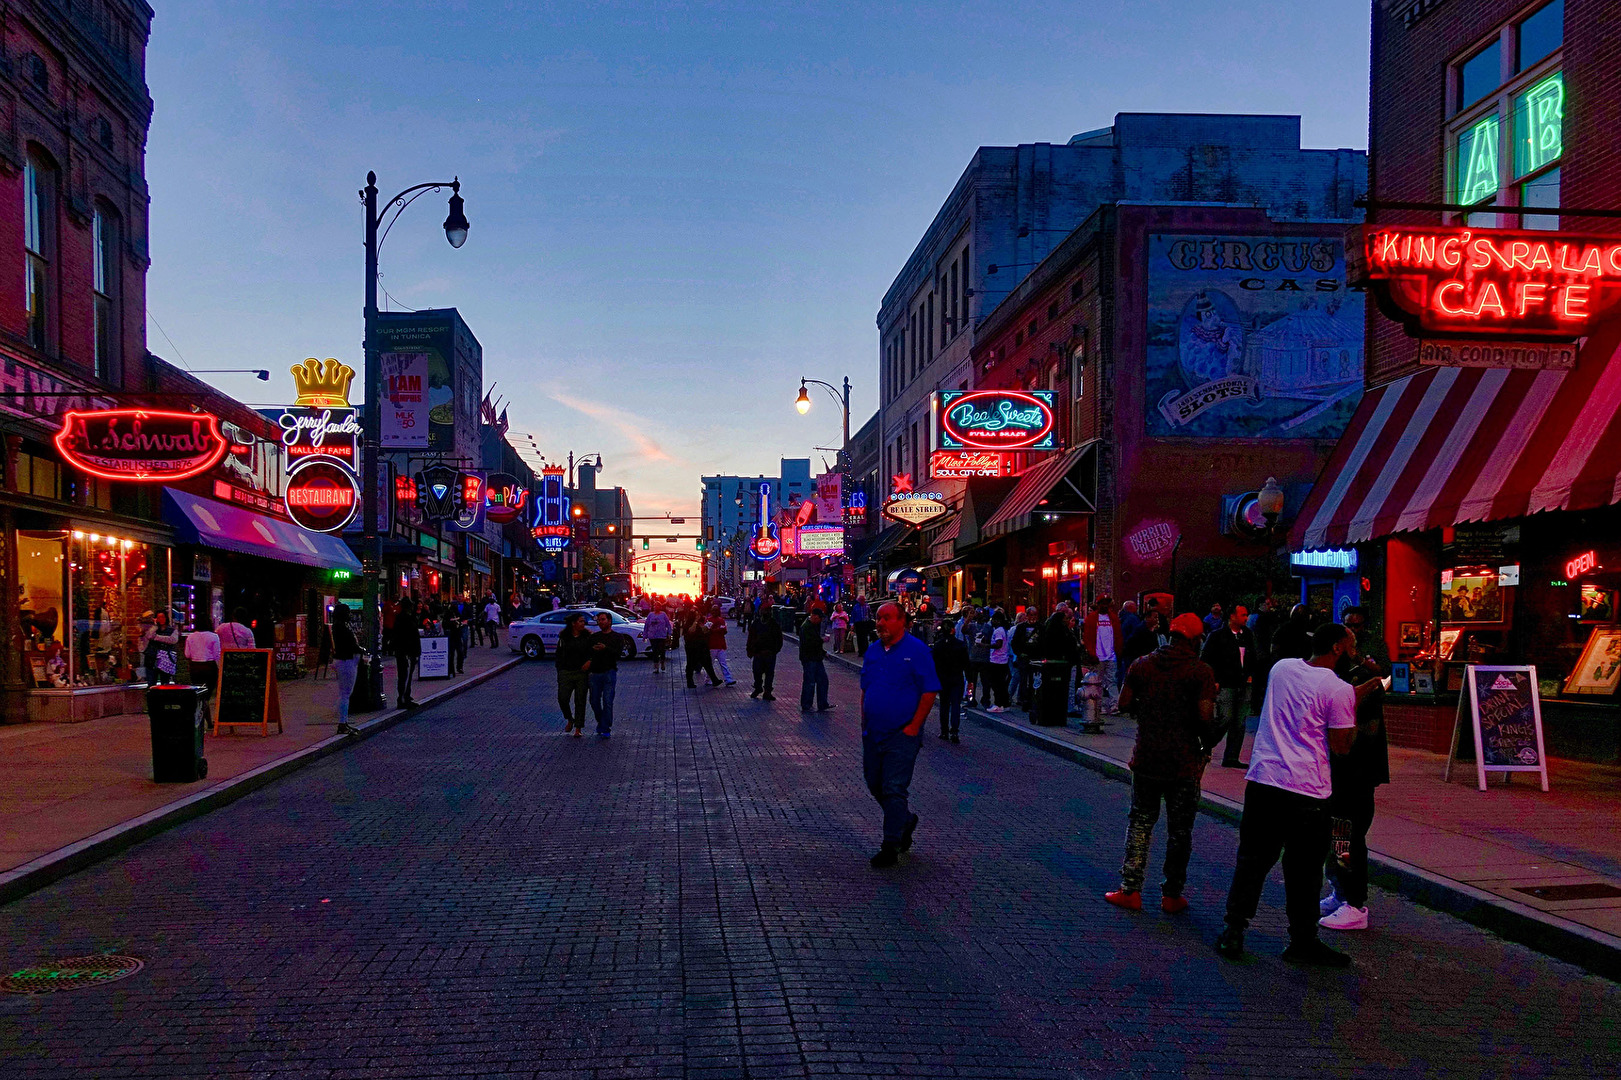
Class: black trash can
1029,660,1072,727
148,684,208,783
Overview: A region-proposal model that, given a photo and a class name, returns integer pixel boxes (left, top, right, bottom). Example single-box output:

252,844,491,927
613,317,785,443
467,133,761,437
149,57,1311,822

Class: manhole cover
1513,882,1621,902
0,955,144,994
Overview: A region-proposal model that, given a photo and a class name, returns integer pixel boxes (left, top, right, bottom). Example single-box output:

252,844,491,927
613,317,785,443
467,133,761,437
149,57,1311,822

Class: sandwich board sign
1445,665,1549,792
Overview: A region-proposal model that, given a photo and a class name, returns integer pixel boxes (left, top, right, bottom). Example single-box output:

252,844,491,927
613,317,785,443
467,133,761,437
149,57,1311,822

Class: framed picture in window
1412,670,1436,695
1390,662,1412,694
1579,585,1613,622
1564,626,1621,696
1440,568,1503,623
1398,622,1423,651
1438,627,1463,660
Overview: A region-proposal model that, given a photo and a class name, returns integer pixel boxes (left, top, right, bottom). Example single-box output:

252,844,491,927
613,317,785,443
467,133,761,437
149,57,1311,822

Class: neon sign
749,482,780,560
796,524,846,555
534,467,569,529
277,408,361,465
55,409,228,482
1362,226,1621,338
882,494,949,528
532,523,572,551
1567,551,1599,579
284,460,360,533
290,358,356,408
483,472,527,525
938,390,1055,451
929,449,1015,478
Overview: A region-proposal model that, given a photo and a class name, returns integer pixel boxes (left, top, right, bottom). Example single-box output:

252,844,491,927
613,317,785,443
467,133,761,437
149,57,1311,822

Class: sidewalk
0,643,521,897
819,638,1621,979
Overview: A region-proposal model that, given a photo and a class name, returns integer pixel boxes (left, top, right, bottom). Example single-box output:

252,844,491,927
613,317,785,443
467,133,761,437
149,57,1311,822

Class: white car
508,608,646,661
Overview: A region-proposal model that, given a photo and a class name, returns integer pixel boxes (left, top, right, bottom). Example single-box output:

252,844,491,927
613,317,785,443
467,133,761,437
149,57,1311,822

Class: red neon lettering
1515,281,1547,316
1474,281,1506,317
1608,246,1621,275
1528,243,1553,271
1435,281,1468,316
1438,236,1463,268
1508,241,1533,271
1561,284,1591,319
1567,551,1597,578
1414,235,1436,266
1376,232,1401,263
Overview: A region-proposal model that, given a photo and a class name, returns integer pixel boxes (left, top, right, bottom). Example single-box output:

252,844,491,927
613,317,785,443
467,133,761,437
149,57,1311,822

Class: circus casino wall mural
1145,234,1364,439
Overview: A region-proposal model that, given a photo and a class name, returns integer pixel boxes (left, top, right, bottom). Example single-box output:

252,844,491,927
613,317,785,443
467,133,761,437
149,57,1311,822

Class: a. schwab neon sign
938,390,1055,451
1362,226,1621,338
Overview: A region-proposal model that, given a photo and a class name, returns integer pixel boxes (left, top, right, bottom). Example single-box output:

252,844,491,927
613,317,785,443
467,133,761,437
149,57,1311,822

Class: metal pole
359,172,385,710
842,376,851,450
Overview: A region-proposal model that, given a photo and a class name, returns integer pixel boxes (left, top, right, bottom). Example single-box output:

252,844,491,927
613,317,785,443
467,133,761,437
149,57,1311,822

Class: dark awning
163,488,361,572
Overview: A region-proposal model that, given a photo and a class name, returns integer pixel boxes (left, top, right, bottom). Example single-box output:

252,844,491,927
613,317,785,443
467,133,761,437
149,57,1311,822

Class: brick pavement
1,659,1618,1078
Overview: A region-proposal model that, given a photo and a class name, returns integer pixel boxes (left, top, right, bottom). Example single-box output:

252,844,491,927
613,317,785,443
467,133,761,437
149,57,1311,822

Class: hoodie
1122,643,1219,780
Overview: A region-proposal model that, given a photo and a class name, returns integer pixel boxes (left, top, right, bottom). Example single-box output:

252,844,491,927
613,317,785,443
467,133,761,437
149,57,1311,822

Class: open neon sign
1363,226,1621,339
1567,550,1599,579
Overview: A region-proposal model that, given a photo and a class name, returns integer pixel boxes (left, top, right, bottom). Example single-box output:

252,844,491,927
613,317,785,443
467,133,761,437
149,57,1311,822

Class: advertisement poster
376,314,456,451
1146,234,1364,438
813,472,843,524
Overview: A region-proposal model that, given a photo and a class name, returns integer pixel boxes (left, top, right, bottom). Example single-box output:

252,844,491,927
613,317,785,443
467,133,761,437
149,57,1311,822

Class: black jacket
555,630,593,673
931,634,969,687
1200,627,1258,689
585,630,630,673
799,618,827,662
1039,613,1077,662
1010,621,1040,659
746,614,784,657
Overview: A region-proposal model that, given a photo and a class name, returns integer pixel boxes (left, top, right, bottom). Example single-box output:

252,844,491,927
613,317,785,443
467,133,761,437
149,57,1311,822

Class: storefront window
70,532,165,686
18,531,68,687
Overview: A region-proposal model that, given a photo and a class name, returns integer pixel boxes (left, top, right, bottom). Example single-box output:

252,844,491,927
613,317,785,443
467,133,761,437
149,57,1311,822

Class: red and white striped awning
1293,333,1621,552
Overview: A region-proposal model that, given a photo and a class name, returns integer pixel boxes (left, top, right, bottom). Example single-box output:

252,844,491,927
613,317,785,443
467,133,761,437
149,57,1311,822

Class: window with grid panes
1447,1,1563,229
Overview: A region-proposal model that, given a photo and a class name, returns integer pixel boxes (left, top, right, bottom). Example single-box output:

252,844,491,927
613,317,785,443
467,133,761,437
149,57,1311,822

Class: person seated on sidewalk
1105,613,1218,914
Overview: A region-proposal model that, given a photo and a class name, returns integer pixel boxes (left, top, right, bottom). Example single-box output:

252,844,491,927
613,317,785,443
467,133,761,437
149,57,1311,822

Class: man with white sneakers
1320,615,1390,932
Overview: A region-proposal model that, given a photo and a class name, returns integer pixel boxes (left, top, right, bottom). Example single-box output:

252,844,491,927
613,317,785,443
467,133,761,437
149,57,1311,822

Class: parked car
509,608,646,661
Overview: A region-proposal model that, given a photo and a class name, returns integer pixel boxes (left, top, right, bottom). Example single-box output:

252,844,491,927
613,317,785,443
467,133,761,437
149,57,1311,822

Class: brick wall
1385,698,1458,753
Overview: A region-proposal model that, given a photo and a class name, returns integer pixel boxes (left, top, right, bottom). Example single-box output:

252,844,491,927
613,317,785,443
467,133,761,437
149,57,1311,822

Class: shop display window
18,531,67,687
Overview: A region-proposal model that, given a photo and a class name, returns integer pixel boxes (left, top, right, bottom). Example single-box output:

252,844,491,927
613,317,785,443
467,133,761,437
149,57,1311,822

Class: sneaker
1318,903,1370,931
869,845,899,869
750,690,760,699
1319,890,1342,918
1161,895,1189,914
988,706,1005,713
938,732,950,740
817,704,836,712
1222,760,1246,769
572,729,582,738
597,732,611,740
949,734,960,744
1105,890,1142,911
898,813,920,852
1214,925,1245,959
763,693,776,701
1282,940,1353,967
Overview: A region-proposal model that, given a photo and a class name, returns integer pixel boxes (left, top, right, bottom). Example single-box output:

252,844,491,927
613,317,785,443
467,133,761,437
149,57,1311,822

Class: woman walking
331,605,361,726
555,612,592,735
830,604,850,655
984,609,1012,712
644,605,673,674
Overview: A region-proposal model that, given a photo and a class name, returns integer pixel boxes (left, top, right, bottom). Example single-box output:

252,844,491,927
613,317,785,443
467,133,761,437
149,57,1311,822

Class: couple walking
554,611,633,738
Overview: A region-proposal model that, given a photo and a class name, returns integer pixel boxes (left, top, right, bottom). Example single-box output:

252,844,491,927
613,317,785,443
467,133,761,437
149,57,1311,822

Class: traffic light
696,538,705,552
642,537,650,550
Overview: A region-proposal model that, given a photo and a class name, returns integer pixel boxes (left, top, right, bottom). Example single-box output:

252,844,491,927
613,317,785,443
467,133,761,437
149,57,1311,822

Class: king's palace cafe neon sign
1361,226,1621,339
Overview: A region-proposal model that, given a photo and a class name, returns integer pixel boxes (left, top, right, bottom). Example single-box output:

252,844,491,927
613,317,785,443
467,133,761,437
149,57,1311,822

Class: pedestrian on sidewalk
183,613,221,702
1083,597,1120,713
141,609,180,684
1201,606,1258,768
799,609,832,712
983,609,1011,712
746,599,784,700
1270,603,1313,663
585,611,631,738
1215,623,1369,968
683,609,720,688
444,603,466,674
393,597,421,707
931,622,968,743
830,604,850,654
331,605,360,725
556,612,592,736
860,603,940,868
218,608,256,650
483,596,503,649
1117,600,1144,687
1105,613,1218,914
643,606,672,674
1010,606,1041,711
851,596,874,655
708,610,736,686
962,607,987,704
1320,613,1389,933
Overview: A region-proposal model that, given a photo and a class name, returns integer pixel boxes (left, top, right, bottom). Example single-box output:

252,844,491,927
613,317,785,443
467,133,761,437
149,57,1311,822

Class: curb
0,657,522,908
826,647,1621,983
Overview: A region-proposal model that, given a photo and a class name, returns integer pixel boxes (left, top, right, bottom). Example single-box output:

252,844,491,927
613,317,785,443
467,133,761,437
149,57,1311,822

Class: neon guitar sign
749,482,780,560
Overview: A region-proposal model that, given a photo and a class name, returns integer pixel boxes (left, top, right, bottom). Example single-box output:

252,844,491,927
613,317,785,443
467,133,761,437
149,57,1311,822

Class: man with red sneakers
1105,613,1218,914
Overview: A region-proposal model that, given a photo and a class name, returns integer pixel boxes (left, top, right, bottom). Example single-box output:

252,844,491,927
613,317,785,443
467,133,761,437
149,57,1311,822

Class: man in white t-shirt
1216,622,1363,968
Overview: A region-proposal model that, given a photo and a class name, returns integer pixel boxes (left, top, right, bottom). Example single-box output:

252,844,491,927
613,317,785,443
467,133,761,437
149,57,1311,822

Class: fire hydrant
1076,666,1106,733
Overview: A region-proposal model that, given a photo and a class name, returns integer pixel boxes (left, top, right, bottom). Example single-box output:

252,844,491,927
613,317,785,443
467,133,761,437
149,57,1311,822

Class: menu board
1445,665,1548,792
215,648,284,736
418,635,450,679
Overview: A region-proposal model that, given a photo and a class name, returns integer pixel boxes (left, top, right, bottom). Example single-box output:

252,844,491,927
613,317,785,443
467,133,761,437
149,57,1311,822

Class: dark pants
854,621,875,656
1013,658,1034,709
1215,686,1249,765
558,669,589,728
964,660,980,701
938,678,963,736
863,729,922,845
752,653,777,695
650,640,668,669
801,659,829,710
588,671,617,733
191,660,219,702
686,650,719,686
982,662,1009,707
1325,785,1377,908
395,655,416,704
1120,771,1203,895
1224,781,1333,945
450,628,467,673
486,620,500,647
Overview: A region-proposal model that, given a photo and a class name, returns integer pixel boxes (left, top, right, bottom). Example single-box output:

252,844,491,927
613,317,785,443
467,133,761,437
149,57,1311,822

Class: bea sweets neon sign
938,391,1055,451
1363,226,1621,338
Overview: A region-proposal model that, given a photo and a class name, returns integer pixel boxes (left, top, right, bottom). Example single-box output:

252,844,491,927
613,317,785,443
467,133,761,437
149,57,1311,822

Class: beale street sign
55,409,228,482
938,390,1056,451
882,493,949,529
1360,226,1621,340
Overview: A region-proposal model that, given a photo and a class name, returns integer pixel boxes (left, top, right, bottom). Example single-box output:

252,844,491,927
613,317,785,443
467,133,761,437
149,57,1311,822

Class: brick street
2,659,1618,1079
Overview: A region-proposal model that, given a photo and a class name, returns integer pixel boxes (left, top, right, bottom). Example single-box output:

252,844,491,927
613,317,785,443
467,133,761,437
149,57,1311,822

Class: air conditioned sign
1361,226,1621,340
937,390,1055,451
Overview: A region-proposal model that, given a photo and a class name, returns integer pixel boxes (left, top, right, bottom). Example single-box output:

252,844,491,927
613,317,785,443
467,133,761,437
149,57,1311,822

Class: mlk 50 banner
1145,234,1364,439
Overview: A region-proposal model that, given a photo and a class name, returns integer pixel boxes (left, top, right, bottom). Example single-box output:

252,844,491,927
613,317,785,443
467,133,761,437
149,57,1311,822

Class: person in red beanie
1104,612,1219,913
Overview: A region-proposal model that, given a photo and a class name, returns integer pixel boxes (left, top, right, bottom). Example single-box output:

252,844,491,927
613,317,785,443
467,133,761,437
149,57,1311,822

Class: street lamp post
358,171,469,711
795,376,852,451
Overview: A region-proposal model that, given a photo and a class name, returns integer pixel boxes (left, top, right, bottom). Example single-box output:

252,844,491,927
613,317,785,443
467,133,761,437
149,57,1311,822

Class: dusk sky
146,1,1371,529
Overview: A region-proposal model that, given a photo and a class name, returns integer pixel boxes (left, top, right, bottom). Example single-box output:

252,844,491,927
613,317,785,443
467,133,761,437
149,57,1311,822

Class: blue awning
162,488,362,572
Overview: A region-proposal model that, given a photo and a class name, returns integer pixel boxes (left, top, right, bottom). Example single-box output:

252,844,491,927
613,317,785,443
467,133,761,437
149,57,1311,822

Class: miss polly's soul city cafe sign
1358,225,1621,368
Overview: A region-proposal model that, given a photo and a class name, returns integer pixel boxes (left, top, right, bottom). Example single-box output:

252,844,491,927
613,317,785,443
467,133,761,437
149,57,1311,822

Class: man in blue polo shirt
860,602,941,868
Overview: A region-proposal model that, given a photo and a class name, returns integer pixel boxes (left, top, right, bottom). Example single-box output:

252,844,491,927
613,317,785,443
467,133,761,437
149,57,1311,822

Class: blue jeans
938,677,963,736
589,671,618,733
863,728,923,845
801,659,829,710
